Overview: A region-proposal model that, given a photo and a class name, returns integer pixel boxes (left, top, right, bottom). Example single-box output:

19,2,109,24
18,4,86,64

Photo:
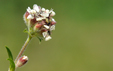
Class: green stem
8,35,32,71
14,35,32,65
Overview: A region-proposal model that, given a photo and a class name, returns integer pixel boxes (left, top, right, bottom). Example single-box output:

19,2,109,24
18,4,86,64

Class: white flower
45,36,52,41
42,8,45,11
33,4,40,12
42,31,52,41
50,10,55,16
24,4,56,41
50,25,55,31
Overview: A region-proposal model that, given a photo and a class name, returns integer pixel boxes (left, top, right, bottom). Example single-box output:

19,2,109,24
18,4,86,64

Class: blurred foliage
0,0,113,71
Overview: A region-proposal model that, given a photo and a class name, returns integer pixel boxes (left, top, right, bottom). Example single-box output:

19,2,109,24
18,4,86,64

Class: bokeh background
0,0,113,71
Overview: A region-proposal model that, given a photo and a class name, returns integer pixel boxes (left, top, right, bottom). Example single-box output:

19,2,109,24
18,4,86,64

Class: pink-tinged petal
30,18,37,25
51,18,56,25
35,23,42,28
25,12,30,18
34,23,42,31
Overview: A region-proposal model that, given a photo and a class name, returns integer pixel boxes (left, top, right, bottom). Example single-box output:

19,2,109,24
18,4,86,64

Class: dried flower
23,4,56,41
16,55,28,68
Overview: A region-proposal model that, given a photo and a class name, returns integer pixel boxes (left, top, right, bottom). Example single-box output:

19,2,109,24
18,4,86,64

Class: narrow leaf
23,28,28,33
7,58,15,71
37,36,43,42
5,46,13,60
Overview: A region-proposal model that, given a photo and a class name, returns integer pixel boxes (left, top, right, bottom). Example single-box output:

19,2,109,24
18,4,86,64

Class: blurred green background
0,0,113,71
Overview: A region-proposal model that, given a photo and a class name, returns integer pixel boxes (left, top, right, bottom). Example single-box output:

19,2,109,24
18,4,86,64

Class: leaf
37,36,43,43
6,46,15,71
5,46,13,60
23,28,28,33
7,58,15,71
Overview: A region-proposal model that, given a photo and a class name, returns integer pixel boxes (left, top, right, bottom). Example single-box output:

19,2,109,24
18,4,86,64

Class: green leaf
6,46,15,71
7,58,15,71
37,36,43,43
23,28,28,33
5,46,13,60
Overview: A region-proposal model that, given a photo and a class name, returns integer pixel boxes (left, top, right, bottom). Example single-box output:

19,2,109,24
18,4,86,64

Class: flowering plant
6,4,56,71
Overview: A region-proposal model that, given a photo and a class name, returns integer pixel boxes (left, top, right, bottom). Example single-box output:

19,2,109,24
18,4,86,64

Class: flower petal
50,10,55,16
44,25,49,29
27,14,34,19
36,17,44,21
52,18,56,22
42,8,45,11
33,4,40,12
30,10,36,14
27,7,31,13
50,25,55,31
42,32,48,38
45,36,52,41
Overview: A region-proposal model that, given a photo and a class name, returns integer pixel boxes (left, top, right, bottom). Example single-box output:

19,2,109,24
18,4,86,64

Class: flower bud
23,12,29,24
51,18,56,25
34,23,42,31
16,55,28,68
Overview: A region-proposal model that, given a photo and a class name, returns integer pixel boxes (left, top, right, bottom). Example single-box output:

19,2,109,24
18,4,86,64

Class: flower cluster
23,4,56,41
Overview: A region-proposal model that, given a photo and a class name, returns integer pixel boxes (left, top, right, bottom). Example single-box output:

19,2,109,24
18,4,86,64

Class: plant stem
14,35,32,64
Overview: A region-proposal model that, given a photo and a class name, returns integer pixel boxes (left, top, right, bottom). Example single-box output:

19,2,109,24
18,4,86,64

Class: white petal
50,25,55,31
41,13,49,17
45,9,49,13
27,7,31,13
45,36,52,41
27,15,34,19
42,8,45,11
23,55,28,60
44,25,49,29
52,18,56,22
33,4,40,12
42,32,48,38
30,10,36,14
50,11,55,16
36,17,44,21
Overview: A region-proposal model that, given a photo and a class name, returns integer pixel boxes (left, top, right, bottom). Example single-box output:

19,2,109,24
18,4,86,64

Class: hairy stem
14,35,32,64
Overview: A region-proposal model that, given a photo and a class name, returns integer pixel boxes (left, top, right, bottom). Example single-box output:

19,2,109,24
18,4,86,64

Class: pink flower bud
51,18,56,25
34,23,42,31
24,12,29,19
16,55,28,68
51,21,56,25
23,12,30,24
